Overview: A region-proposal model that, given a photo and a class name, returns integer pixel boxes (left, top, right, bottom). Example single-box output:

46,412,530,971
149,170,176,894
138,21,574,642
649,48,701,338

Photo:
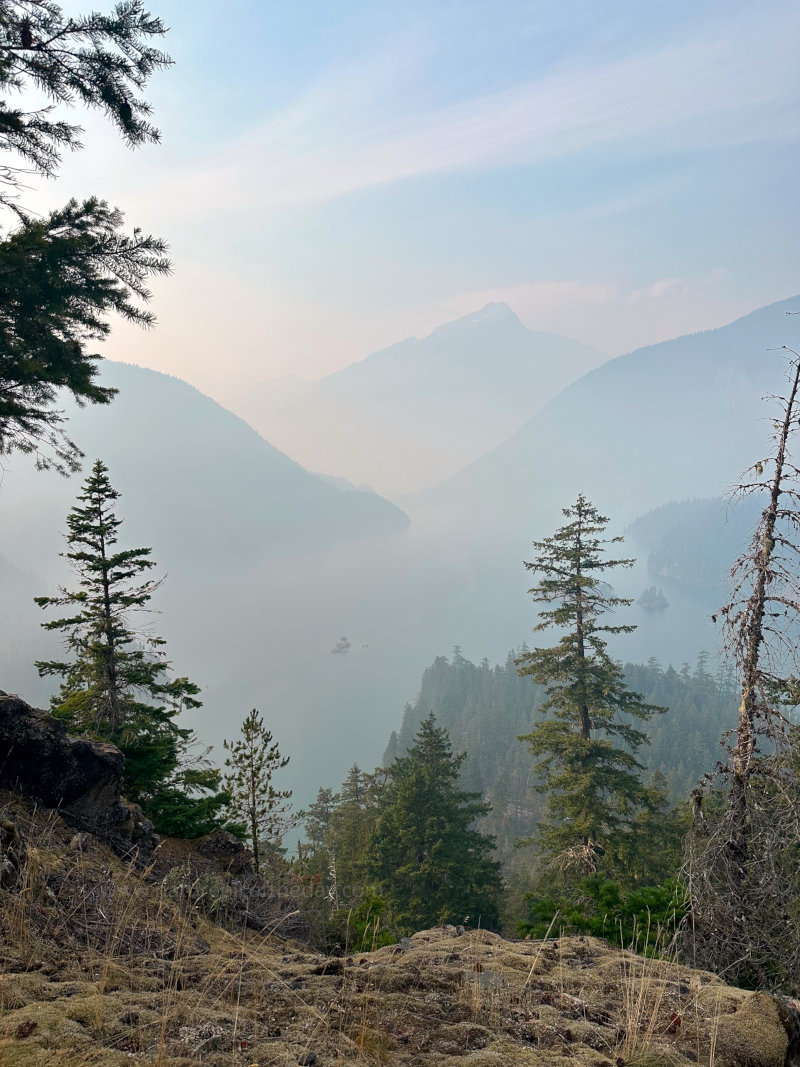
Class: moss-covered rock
711,991,788,1067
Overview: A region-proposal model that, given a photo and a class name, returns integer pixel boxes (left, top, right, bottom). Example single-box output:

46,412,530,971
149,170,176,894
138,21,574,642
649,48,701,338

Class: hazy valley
2,296,798,806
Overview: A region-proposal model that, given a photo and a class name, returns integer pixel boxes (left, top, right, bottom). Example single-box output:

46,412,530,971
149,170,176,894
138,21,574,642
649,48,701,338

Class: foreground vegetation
1,792,795,1067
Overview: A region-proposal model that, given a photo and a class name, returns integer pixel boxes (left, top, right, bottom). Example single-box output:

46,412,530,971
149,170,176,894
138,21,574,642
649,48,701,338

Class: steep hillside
374,299,800,679
0,361,409,572
626,497,762,594
417,296,800,535
235,303,606,496
0,362,422,778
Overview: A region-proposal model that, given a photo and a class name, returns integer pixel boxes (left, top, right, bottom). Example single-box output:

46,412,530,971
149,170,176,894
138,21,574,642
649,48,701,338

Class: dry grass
0,794,794,1066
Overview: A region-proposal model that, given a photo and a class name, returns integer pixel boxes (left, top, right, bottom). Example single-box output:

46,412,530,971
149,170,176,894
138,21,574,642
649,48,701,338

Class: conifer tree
517,494,664,877
299,786,340,894
369,715,503,931
305,786,339,856
35,459,227,833
324,765,382,894
223,709,294,875
0,1,173,472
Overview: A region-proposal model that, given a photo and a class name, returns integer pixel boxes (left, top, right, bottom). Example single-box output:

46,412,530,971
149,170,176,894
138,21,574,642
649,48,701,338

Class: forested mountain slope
626,496,761,593
384,649,738,867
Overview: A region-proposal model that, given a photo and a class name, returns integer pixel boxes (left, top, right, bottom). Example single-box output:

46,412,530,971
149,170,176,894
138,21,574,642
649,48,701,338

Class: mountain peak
430,301,521,337
468,301,517,322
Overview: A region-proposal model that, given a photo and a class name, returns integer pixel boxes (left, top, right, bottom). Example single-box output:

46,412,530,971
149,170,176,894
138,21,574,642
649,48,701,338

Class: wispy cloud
54,1,798,393
140,3,797,217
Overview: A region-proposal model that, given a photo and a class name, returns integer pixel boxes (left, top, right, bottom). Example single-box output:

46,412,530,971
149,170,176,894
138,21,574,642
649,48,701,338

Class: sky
34,0,800,405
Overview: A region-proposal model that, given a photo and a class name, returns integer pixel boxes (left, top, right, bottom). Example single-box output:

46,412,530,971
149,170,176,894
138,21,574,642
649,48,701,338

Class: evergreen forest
383,648,737,865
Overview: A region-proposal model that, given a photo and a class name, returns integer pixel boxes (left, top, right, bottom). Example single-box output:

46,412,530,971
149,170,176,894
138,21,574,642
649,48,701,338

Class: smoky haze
232,303,607,497
1,296,798,808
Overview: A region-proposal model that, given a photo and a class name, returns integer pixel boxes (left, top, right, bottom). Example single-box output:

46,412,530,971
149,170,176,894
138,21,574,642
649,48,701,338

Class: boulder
194,830,253,875
0,694,157,861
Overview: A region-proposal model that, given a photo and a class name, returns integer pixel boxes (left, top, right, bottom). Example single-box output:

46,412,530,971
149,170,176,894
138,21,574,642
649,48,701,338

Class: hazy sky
39,0,800,403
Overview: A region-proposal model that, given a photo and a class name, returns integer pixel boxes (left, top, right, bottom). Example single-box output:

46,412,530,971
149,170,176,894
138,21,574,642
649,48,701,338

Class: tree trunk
97,504,122,737
728,356,800,856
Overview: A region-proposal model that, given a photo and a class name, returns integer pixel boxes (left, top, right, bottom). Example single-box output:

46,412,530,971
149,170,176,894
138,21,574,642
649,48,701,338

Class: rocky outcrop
0,693,157,861
193,830,253,875
2,911,799,1066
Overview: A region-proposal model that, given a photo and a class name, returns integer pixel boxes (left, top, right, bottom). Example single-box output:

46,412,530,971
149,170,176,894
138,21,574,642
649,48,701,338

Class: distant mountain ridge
233,303,607,496
0,361,409,574
319,303,591,397
415,296,800,534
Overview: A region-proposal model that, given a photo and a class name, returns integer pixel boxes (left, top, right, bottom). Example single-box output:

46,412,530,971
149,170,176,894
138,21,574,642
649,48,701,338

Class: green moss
711,992,788,1067
627,1052,679,1067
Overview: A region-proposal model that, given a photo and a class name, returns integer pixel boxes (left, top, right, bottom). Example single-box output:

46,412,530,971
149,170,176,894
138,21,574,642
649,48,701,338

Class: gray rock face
0,694,157,861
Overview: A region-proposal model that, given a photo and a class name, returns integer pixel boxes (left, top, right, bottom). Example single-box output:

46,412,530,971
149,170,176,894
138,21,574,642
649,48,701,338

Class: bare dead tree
682,347,800,991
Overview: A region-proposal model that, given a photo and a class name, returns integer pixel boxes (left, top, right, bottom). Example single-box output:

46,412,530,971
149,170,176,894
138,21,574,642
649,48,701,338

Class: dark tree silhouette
35,459,227,834
0,1,172,472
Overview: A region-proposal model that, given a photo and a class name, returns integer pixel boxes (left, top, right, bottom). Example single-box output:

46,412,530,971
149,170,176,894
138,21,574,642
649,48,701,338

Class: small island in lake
638,585,669,610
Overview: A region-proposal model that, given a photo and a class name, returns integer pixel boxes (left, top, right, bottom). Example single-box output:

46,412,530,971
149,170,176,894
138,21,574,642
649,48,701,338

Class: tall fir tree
223,709,294,875
299,786,340,895
369,714,503,932
516,494,665,878
35,459,227,834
